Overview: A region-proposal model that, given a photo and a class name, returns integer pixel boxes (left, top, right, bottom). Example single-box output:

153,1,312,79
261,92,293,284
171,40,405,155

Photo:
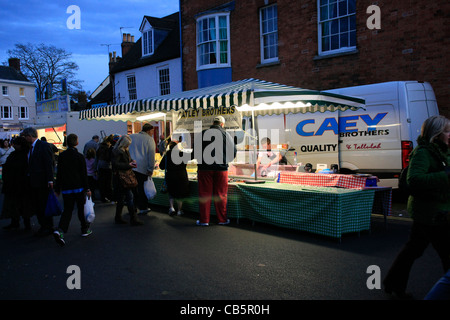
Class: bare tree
7,43,83,99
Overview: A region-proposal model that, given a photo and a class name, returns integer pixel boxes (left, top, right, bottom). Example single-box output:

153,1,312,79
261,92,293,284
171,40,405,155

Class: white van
251,81,439,188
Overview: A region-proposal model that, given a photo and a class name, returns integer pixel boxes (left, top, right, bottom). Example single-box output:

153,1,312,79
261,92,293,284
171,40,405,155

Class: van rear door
404,82,439,148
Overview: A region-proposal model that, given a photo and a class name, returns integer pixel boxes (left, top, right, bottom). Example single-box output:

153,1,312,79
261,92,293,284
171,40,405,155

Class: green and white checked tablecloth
149,177,375,239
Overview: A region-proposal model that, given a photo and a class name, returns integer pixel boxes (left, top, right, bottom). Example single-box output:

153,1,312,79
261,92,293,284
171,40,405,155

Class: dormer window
142,29,154,56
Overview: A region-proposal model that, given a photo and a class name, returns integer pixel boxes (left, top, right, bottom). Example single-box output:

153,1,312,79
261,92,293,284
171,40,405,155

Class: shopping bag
45,190,62,217
144,177,157,200
84,195,95,223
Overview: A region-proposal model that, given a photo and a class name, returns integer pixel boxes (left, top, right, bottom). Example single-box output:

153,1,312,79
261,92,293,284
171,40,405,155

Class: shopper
22,127,55,236
0,139,14,165
83,135,99,156
112,135,143,226
95,135,114,203
158,135,167,155
159,141,190,216
85,147,98,201
53,133,92,246
383,115,450,299
129,123,156,215
1,136,31,230
195,116,236,226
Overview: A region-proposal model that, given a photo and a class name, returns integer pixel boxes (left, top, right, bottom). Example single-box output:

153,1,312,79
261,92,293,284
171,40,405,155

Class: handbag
84,195,95,223
160,155,168,194
118,169,138,188
45,190,62,217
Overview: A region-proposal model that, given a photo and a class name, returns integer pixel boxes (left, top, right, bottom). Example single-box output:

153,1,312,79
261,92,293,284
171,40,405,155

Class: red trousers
197,170,228,224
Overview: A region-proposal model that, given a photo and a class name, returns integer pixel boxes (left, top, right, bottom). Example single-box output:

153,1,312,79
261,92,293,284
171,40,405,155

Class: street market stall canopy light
80,78,366,121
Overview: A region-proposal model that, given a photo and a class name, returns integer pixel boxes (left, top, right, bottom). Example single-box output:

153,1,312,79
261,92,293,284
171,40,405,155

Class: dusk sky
0,0,179,94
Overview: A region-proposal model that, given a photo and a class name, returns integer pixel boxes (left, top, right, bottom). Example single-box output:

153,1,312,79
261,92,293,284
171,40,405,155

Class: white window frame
196,13,231,70
158,67,171,96
2,86,7,96
19,87,25,96
1,105,13,120
317,0,357,56
142,29,154,57
260,4,279,64
18,106,29,120
127,75,137,100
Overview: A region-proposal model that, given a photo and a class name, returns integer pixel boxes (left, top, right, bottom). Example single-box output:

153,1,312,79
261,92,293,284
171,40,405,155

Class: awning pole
252,109,258,181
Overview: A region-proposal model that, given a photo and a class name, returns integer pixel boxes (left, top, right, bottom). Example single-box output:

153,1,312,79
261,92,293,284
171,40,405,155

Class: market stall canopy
79,78,365,121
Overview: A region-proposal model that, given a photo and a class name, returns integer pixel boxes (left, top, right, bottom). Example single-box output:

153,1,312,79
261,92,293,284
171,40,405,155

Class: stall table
149,177,376,239
277,171,369,189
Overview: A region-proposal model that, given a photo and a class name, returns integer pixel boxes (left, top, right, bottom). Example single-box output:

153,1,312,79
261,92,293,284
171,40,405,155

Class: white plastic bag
84,195,95,223
144,177,157,200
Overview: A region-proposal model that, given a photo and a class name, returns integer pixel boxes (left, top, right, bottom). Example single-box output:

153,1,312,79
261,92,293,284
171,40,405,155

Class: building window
19,87,25,96
142,29,154,56
260,4,278,63
1,105,13,120
127,75,137,100
196,13,230,70
18,106,29,120
318,0,356,55
158,68,170,96
2,86,7,96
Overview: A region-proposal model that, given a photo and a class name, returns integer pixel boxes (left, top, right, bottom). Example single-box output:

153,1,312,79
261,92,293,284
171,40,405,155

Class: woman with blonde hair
111,135,143,225
384,115,450,299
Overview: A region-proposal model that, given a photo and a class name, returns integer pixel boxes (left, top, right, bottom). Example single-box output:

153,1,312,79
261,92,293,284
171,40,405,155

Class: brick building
180,0,449,116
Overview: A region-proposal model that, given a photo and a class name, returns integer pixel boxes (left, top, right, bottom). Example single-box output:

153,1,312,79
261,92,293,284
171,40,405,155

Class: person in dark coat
383,115,450,299
195,116,237,226
1,136,31,230
159,141,190,216
111,135,143,226
22,127,55,236
53,133,92,246
95,135,114,202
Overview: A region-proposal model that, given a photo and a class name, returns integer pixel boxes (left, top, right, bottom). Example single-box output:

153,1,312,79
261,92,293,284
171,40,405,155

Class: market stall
78,78,391,239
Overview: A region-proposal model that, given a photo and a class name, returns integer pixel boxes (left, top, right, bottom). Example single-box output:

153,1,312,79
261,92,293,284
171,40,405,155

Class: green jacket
407,136,450,225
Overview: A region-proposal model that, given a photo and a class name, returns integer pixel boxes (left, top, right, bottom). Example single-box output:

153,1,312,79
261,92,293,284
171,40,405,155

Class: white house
110,12,182,104
0,58,36,138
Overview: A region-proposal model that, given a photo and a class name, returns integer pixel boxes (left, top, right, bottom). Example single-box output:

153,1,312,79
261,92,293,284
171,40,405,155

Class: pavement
0,189,447,314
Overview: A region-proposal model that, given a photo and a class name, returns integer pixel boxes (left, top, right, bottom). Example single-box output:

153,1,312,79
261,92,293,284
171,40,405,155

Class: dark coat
1,149,29,194
54,147,89,193
1,149,30,219
407,136,450,225
95,142,112,170
28,139,55,188
160,148,190,199
196,125,237,171
112,148,133,173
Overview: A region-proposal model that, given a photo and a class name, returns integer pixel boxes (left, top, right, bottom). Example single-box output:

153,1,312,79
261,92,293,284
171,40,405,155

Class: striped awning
80,78,365,121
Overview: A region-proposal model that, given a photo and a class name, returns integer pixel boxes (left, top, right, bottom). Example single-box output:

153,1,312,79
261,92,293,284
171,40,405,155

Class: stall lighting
236,101,311,112
136,112,166,121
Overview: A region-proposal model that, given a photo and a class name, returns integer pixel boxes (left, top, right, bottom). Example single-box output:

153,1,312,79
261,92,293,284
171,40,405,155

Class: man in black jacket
22,127,55,236
53,133,92,246
195,116,237,226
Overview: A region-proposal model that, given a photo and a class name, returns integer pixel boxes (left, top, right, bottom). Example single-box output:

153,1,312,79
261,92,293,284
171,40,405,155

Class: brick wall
181,0,450,117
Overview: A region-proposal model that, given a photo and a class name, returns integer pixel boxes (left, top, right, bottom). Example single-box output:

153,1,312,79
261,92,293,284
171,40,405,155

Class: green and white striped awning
80,78,365,121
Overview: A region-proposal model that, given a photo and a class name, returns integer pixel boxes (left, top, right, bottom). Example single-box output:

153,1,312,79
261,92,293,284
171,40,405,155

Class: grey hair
113,135,132,151
421,115,450,143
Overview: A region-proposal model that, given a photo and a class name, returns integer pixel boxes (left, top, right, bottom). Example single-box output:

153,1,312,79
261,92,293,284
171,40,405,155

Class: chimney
8,58,21,72
121,33,135,57
109,51,119,73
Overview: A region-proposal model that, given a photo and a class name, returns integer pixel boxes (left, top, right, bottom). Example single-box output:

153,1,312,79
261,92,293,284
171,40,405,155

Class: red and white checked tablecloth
277,172,368,189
